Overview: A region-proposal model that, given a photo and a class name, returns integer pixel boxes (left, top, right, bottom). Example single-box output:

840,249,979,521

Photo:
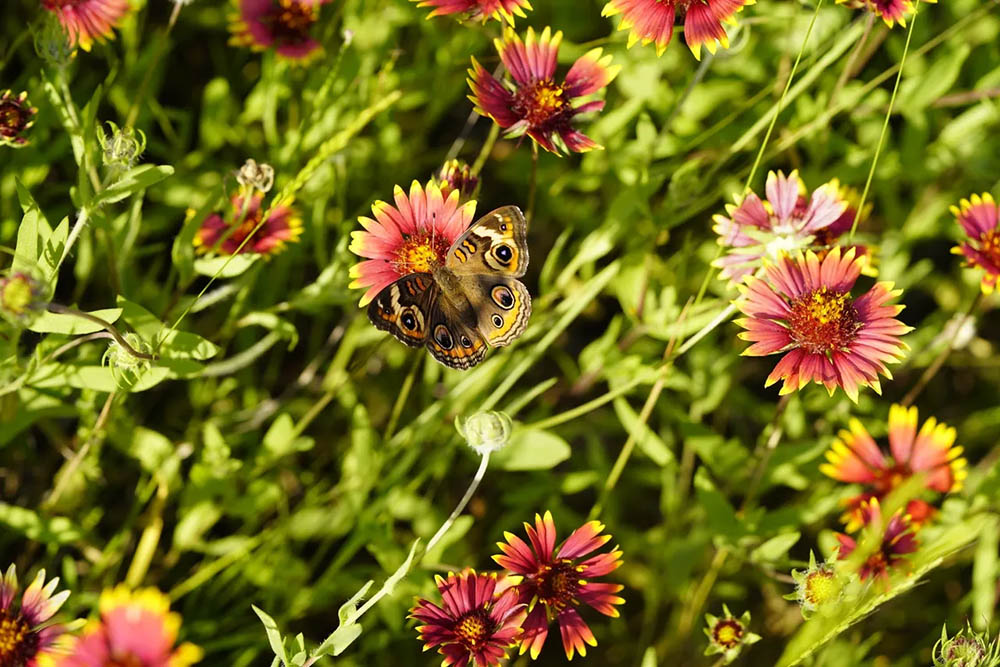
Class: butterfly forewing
445,206,529,278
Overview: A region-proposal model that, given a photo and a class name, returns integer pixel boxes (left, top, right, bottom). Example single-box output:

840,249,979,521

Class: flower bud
457,411,512,456
236,158,275,193
0,272,46,324
101,332,154,389
0,91,38,148
433,159,478,202
703,605,761,665
934,623,1000,667
99,121,146,174
33,14,75,66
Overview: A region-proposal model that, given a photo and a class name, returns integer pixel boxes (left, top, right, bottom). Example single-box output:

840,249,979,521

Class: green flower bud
457,411,512,455
99,121,146,174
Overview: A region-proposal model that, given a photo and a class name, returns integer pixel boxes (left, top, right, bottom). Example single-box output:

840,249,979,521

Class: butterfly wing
463,275,532,347
367,274,438,347
445,205,529,278
425,297,489,370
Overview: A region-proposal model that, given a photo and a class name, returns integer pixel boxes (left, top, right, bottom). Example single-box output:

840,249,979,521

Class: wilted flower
433,159,479,202
835,498,918,583
1,272,47,324
785,551,844,617
98,121,146,173
229,0,330,62
194,193,302,256
493,511,624,659
0,565,73,667
40,0,131,51
409,570,526,667
349,180,476,305
410,0,532,24
602,0,753,60
933,623,1000,667
236,158,275,193
952,193,1000,294
703,605,761,664
734,247,911,402
821,404,967,531
458,411,513,455
0,91,38,148
468,26,620,155
59,586,202,667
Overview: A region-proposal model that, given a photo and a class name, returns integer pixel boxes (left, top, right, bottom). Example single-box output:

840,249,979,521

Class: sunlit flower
229,0,329,62
349,180,476,305
601,0,753,60
785,551,844,618
59,586,202,667
433,159,479,202
836,0,930,27
821,404,967,531
194,192,302,257
410,0,532,24
493,511,624,660
703,605,760,664
0,90,38,148
835,498,918,582
735,247,911,402
952,193,1000,294
409,570,526,667
40,0,130,51
0,565,72,667
468,26,620,155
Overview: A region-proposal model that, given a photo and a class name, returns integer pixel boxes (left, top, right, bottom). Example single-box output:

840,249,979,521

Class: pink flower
229,0,330,62
468,26,619,154
952,192,1000,294
0,565,73,667
601,0,753,59
409,0,532,24
836,0,934,27
40,0,130,51
835,498,919,582
735,247,911,402
194,192,302,256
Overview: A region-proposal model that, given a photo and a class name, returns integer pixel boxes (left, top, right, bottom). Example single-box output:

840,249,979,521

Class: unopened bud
433,159,478,202
457,411,512,456
704,605,760,665
0,272,46,324
934,623,1000,667
99,121,146,173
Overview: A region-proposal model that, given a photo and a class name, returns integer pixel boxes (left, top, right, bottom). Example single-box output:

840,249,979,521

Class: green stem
45,303,157,361
384,352,423,441
470,123,500,177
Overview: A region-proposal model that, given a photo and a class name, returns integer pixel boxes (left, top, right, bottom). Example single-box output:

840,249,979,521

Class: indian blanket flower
0,565,72,667
409,570,526,667
493,511,624,660
410,0,532,24
194,192,302,256
349,180,476,305
601,0,753,60
713,171,857,286
836,0,934,27
952,193,1000,294
468,26,620,155
703,605,761,664
229,0,329,62
821,404,967,531
735,247,911,402
835,498,918,582
0,90,38,148
40,0,130,51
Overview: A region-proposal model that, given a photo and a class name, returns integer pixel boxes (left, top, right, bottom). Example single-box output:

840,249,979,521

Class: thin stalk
675,303,737,356
470,123,500,177
384,352,423,441
56,206,90,274
830,12,875,105
45,303,157,361
526,142,539,226
44,390,116,509
125,1,183,127
424,452,491,555
740,393,792,513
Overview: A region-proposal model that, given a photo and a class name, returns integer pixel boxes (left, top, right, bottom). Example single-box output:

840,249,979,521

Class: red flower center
0,101,28,138
977,228,1000,268
512,79,569,128
0,609,38,665
535,560,579,612
392,233,449,275
712,619,744,649
786,287,861,354
265,0,317,45
454,609,492,648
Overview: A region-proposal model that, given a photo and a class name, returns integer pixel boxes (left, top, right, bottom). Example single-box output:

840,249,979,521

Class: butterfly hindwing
425,298,489,370
366,273,438,348
446,205,529,278
466,275,532,347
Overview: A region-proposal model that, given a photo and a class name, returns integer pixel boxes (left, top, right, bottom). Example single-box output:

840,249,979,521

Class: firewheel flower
601,0,753,60
0,565,73,667
468,26,620,155
229,0,330,62
349,180,476,305
952,193,1000,294
59,586,202,667
493,511,624,660
713,171,856,286
410,0,532,24
40,0,130,51
835,0,934,28
409,570,526,667
734,247,911,402
0,90,38,148
821,404,967,531
194,192,302,257
835,498,918,583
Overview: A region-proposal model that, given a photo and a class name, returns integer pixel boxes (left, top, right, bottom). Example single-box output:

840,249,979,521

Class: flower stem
56,206,89,275
740,393,791,513
125,1,183,127
384,352,423,441
471,123,500,177
526,142,539,226
45,303,157,361
425,452,491,555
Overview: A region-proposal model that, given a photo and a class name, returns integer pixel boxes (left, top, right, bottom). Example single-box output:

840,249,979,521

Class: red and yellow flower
229,0,330,62
468,26,619,155
0,91,38,148
0,565,73,667
735,247,911,402
835,498,918,582
836,0,934,28
194,192,302,257
952,193,1000,294
40,0,130,51
410,570,526,667
493,511,624,660
601,0,753,60
821,404,967,531
410,0,532,24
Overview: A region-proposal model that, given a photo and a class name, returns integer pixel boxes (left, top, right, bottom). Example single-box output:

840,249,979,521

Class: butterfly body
367,206,532,370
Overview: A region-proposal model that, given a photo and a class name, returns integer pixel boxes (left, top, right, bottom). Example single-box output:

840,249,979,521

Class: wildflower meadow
3,0,1000,665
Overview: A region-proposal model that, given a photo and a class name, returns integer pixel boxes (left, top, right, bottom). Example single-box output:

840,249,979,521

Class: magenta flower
40,0,130,51
735,247,911,402
0,90,38,148
410,0,532,24
194,192,302,256
468,26,620,154
229,0,330,62
601,0,753,59
952,192,1000,294
836,0,931,27
0,565,72,667
410,570,526,667
835,498,919,583
493,512,624,660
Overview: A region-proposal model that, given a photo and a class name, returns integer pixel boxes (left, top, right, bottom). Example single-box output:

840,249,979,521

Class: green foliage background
3,0,1000,665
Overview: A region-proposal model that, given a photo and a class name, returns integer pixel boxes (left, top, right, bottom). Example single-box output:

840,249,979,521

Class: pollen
712,618,744,649
535,560,580,612
787,287,861,354
268,0,317,42
803,567,838,607
978,228,1000,266
393,235,448,274
0,610,32,664
455,610,490,647
512,79,569,127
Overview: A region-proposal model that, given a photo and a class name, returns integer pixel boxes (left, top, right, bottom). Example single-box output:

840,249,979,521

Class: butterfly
367,206,532,370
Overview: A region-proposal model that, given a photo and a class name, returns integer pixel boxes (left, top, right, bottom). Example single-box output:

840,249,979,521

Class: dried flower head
236,158,275,193
0,91,39,148
952,193,1000,294
0,564,73,667
40,0,131,51
703,605,761,664
602,0,754,60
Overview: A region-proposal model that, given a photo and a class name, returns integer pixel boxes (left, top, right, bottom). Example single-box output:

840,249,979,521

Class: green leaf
694,469,749,542
0,502,83,544
193,255,260,278
237,312,299,350
494,427,571,470
972,515,999,629
751,532,801,565
28,308,122,335
92,165,174,206
613,397,674,466
252,605,290,666
311,581,373,658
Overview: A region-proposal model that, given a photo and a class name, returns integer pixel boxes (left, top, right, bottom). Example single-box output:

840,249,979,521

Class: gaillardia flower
703,605,761,664
493,511,624,659
468,26,620,154
835,498,918,583
836,0,932,27
194,193,302,256
229,0,329,62
59,586,202,667
0,91,38,148
410,0,532,24
409,570,526,667
713,171,856,286
952,193,1000,294
821,404,967,531
601,0,753,60
735,247,911,402
349,180,476,305
0,565,72,667
40,0,130,51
